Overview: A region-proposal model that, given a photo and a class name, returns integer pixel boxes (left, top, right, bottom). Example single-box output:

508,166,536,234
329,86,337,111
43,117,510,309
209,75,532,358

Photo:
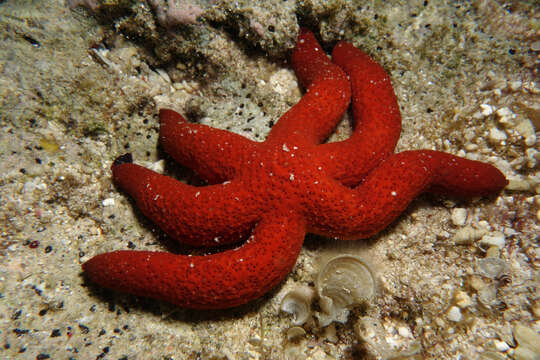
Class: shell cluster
280,254,377,328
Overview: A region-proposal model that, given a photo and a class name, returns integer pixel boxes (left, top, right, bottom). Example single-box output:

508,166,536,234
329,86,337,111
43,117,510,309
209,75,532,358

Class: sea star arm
305,150,507,239
159,108,258,184
265,28,351,146
316,40,402,186
83,212,306,309
111,155,262,247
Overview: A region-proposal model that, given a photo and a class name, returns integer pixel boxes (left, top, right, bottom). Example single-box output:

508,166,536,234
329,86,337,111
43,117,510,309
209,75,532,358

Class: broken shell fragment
280,285,315,326
316,255,377,326
477,257,509,279
478,284,498,308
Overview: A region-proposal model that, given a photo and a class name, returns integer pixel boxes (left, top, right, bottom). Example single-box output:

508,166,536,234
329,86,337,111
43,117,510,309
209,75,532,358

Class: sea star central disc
83,29,507,309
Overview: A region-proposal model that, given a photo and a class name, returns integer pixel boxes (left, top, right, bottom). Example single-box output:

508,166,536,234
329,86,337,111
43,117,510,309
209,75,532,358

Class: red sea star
83,29,507,309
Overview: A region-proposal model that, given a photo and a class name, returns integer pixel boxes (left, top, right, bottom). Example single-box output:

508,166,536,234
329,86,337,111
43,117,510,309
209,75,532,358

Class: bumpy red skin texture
83,28,508,309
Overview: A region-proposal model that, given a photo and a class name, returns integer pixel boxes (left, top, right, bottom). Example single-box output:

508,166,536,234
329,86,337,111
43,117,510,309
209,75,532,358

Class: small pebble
489,127,507,143
515,119,536,142
525,134,536,147
496,106,513,118
447,306,462,322
434,317,446,327
451,208,467,226
397,326,413,338
493,340,510,352
480,104,495,116
102,198,115,206
149,159,166,174
477,220,491,230
507,178,533,191
454,290,473,308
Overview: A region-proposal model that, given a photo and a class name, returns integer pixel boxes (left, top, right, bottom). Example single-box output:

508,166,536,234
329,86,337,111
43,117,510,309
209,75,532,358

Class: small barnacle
280,285,315,326
316,255,377,327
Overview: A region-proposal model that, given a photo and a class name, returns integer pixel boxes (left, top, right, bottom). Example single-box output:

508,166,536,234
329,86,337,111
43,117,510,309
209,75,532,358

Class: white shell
280,285,315,326
316,255,377,327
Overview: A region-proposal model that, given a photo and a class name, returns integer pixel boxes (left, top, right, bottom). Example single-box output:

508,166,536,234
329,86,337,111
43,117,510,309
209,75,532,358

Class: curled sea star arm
265,28,351,146
159,108,258,184
112,157,263,247
83,211,306,309
316,41,402,186
305,150,507,239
